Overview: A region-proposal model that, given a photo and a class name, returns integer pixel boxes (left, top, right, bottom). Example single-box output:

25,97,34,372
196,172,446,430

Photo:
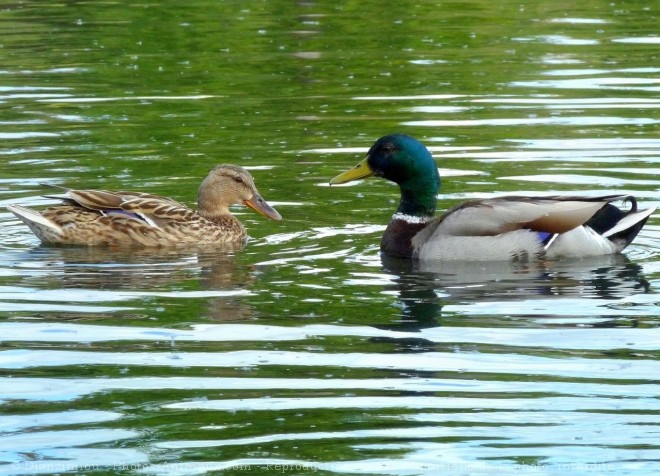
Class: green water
0,1,659,475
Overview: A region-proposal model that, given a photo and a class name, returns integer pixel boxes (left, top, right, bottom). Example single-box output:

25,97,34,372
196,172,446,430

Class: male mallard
7,164,281,247
330,134,655,261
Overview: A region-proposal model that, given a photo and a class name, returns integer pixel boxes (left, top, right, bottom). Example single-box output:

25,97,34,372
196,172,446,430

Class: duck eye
233,176,244,185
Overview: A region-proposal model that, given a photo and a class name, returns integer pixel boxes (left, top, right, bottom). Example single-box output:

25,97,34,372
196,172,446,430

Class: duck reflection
379,253,650,330
11,244,257,321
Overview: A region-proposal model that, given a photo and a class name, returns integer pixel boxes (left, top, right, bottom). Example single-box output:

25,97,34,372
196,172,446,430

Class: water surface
0,1,658,475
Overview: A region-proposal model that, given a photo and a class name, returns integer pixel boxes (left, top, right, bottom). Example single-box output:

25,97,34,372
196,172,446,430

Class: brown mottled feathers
7,165,281,247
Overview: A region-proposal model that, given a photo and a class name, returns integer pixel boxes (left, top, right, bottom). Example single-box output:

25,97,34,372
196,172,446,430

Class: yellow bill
329,157,374,185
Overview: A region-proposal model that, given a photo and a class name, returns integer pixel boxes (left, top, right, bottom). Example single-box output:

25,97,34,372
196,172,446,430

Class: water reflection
380,254,650,329
11,244,245,283
3,244,259,321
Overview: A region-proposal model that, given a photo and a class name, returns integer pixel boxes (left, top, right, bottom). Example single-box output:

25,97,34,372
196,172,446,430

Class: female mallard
7,164,281,247
330,134,655,261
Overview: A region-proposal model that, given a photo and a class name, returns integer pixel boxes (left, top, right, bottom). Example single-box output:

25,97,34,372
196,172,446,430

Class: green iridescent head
330,134,440,217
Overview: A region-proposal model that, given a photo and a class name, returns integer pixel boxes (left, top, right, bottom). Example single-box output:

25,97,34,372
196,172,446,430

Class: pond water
0,1,659,475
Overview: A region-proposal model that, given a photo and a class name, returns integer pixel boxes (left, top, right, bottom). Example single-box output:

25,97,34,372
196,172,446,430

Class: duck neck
197,185,232,222
381,178,438,258
395,178,438,219
198,205,246,236
198,204,231,222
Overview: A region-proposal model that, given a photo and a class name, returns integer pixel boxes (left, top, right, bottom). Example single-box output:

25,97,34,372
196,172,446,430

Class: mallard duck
7,164,281,247
330,134,655,261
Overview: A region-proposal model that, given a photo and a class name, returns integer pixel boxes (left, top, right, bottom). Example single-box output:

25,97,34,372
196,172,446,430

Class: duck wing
42,184,186,209
114,196,197,228
411,194,654,260
42,185,193,228
427,194,629,237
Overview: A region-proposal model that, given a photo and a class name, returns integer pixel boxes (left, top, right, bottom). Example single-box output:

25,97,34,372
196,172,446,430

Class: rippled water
0,1,659,475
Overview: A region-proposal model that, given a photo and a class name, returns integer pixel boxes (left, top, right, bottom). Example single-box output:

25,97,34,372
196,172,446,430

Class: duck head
198,165,282,221
330,134,440,217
